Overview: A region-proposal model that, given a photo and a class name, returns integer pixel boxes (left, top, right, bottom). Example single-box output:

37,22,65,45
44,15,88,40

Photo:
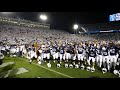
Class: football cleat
57,64,61,68
69,64,73,68
75,64,79,68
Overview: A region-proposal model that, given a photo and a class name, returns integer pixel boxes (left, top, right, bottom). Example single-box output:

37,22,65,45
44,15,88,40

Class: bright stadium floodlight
73,24,78,34
73,24,78,30
40,14,47,21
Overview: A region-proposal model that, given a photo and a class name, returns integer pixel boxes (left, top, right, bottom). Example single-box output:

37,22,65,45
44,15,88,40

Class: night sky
0,0,119,33
0,12,118,32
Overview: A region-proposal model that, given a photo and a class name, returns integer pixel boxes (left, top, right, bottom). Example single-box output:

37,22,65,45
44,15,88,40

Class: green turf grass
1,56,119,78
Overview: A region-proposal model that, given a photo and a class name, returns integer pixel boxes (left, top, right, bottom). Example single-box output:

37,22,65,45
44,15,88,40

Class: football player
77,44,84,66
5,44,10,56
28,47,37,64
70,44,78,65
43,44,51,64
16,45,20,56
0,51,4,65
96,44,102,68
51,44,59,63
101,44,109,71
37,46,43,64
63,44,68,63
109,43,118,70
59,45,64,64
68,44,75,65
117,44,120,70
88,43,96,70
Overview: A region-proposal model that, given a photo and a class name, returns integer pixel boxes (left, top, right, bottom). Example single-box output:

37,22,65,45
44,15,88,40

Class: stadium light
73,24,78,30
73,24,78,34
40,14,47,21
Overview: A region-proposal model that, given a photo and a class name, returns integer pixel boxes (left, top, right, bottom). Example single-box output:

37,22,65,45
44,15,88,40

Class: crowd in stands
0,18,120,46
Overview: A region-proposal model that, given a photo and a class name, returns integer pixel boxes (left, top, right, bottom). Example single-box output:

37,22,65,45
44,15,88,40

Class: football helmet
80,65,85,70
86,66,90,71
65,64,68,68
69,64,73,68
57,63,61,68
91,67,95,72
113,70,119,75
102,68,107,74
75,64,79,68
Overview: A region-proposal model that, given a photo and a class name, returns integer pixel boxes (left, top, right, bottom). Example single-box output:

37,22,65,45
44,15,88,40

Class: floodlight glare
73,24,78,30
40,14,47,21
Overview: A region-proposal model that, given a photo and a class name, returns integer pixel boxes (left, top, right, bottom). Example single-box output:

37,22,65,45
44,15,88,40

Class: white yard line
21,58,74,78
35,63,74,78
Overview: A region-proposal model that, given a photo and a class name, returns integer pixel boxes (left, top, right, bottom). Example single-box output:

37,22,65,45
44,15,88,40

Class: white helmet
80,65,85,70
116,62,119,66
69,64,73,68
57,64,61,68
65,64,68,68
75,64,79,68
102,68,107,74
91,67,95,72
113,70,119,75
86,66,90,71
47,63,51,68
38,61,41,64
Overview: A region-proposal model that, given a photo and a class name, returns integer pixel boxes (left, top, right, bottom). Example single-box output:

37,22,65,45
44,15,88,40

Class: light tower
73,24,78,34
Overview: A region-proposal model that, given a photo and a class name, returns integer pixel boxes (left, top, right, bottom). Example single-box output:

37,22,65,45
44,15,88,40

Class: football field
0,56,119,78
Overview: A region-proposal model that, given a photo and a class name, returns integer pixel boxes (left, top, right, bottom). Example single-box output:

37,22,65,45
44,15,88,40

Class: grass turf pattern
1,56,118,78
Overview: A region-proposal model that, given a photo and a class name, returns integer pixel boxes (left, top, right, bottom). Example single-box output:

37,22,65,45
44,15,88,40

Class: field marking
20,58,74,78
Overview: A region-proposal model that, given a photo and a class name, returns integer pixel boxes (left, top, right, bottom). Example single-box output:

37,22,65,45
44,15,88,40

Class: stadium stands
0,16,120,45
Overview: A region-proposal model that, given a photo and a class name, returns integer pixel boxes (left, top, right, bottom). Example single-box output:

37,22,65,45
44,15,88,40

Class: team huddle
0,40,120,77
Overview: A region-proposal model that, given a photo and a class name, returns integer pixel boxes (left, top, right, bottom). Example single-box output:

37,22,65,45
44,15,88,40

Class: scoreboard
109,13,120,22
